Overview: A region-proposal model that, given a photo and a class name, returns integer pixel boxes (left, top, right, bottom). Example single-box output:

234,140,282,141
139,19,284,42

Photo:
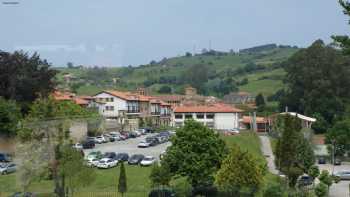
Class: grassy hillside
56,45,299,97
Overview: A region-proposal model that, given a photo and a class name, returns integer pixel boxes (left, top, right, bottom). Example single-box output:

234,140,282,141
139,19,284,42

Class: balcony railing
127,109,140,114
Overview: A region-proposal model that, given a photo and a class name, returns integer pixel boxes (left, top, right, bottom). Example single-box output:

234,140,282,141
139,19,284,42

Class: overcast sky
1,0,349,67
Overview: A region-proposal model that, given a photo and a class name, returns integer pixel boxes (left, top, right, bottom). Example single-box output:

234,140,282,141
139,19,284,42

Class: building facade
172,104,243,130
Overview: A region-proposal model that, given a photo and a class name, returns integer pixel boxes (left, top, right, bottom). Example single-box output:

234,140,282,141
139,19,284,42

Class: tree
279,40,350,129
59,145,95,196
149,163,172,187
215,145,266,194
185,52,192,57
314,182,328,197
0,51,57,105
308,166,320,186
311,113,329,134
296,137,315,172
332,1,350,55
0,98,21,136
118,162,127,197
67,62,74,68
255,93,266,111
318,170,334,194
162,120,227,187
325,119,350,156
158,85,172,94
275,115,304,187
263,184,285,197
183,64,209,94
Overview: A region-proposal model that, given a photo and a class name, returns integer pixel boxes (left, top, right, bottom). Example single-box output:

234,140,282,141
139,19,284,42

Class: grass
0,132,280,196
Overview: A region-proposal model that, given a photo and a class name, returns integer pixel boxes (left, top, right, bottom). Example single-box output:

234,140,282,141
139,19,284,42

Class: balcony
151,112,161,116
126,108,140,114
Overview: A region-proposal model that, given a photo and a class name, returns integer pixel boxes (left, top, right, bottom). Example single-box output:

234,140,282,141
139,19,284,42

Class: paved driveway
259,135,279,174
83,134,171,161
318,164,350,197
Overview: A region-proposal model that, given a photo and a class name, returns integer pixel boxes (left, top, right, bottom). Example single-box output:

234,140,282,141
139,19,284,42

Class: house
241,116,268,132
171,103,243,130
93,90,172,131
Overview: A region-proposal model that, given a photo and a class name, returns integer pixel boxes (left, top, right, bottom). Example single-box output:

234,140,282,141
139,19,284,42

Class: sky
0,0,349,67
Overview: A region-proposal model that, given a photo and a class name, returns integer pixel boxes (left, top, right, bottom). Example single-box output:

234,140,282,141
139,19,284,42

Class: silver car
0,163,16,175
334,170,350,180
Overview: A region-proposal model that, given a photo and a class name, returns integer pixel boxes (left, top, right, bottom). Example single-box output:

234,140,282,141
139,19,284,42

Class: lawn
0,132,280,196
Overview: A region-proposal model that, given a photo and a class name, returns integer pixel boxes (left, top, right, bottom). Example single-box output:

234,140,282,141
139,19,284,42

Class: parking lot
318,163,350,197
83,134,172,161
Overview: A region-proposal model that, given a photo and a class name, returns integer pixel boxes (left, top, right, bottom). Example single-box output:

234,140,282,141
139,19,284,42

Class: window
206,122,214,128
206,113,214,119
175,114,183,119
185,114,193,119
110,98,114,102
105,106,114,111
196,113,204,119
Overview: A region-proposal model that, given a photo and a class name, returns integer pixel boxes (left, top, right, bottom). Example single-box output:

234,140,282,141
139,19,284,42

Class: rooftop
174,103,243,113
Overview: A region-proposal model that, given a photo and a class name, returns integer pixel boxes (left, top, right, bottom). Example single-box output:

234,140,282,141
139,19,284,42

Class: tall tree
280,40,350,129
0,51,57,105
275,115,304,187
255,93,266,111
0,98,21,136
325,119,350,156
118,162,127,197
162,120,227,188
183,64,209,94
149,163,172,187
333,0,350,55
215,145,266,194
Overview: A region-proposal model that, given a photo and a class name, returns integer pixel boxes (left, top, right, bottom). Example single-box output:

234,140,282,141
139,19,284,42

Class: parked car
11,192,36,197
0,163,16,175
120,132,129,140
96,158,117,169
334,158,342,165
116,153,129,162
0,153,12,162
134,130,142,137
103,134,115,142
148,187,175,197
72,143,83,150
109,132,121,141
128,154,145,165
155,135,167,144
85,151,102,160
140,156,156,166
297,175,313,187
82,140,95,149
86,158,100,167
103,152,118,160
318,157,326,164
146,137,159,146
334,170,350,180
95,135,107,144
138,140,151,148
228,129,240,135
138,128,147,135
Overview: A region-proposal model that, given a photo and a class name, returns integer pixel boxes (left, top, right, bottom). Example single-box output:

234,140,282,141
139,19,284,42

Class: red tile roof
174,104,243,113
242,116,267,124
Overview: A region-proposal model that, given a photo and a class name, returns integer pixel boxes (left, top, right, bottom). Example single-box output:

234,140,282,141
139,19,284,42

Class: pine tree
118,162,127,197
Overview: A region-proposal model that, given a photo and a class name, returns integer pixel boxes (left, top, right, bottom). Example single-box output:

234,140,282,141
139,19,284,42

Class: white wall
172,112,240,130
94,92,127,117
214,113,239,130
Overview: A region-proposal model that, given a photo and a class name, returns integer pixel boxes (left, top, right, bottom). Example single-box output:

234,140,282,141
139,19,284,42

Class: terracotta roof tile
174,104,243,113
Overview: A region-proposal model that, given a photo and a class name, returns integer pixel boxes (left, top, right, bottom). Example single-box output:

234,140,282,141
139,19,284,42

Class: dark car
318,157,326,164
149,188,175,197
82,140,95,149
129,132,138,138
128,154,145,165
297,175,313,187
145,137,159,146
116,153,129,162
103,152,118,160
0,153,12,162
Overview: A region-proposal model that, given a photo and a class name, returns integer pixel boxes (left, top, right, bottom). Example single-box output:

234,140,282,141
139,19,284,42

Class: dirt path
259,135,279,174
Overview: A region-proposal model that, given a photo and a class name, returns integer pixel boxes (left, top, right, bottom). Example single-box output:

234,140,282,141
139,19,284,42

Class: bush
314,182,328,197
263,184,285,197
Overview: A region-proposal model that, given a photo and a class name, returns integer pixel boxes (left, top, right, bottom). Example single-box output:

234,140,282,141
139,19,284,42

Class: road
259,135,279,174
318,164,350,197
83,134,171,161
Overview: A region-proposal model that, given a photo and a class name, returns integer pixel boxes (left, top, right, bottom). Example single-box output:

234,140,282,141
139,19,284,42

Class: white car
227,129,240,135
95,136,107,144
140,156,156,166
138,141,150,148
0,163,16,175
96,158,118,169
72,143,83,150
109,133,121,141
134,130,142,137
86,158,100,167
138,128,147,135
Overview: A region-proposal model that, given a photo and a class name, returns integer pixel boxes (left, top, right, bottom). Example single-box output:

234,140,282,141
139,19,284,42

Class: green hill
56,44,299,98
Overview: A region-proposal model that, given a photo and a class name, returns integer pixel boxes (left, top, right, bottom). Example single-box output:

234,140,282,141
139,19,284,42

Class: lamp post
331,139,336,175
